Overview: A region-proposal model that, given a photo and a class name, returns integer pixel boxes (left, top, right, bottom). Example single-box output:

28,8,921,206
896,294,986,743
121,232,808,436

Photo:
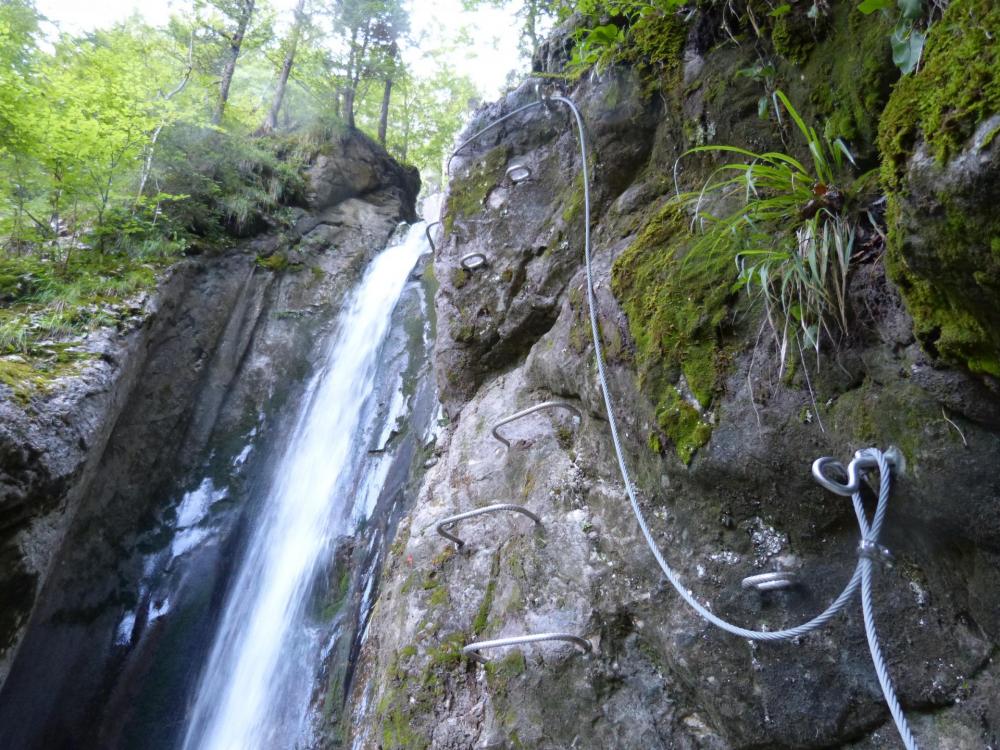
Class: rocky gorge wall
0,129,419,745
350,3,999,748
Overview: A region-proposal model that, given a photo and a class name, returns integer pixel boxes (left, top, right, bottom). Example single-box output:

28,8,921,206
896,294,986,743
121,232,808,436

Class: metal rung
461,252,489,271
491,401,582,449
463,632,592,665
505,163,532,184
425,221,441,252
741,571,798,592
434,504,543,549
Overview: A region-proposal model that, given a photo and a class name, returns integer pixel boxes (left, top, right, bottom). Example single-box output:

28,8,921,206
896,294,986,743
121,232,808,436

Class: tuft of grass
0,249,164,400
670,90,878,370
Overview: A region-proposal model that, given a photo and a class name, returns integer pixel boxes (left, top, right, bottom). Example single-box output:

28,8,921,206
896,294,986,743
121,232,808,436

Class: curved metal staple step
425,221,441,252
491,401,582,449
460,252,489,271
741,571,798,592
434,504,543,549
463,632,592,665
505,163,532,184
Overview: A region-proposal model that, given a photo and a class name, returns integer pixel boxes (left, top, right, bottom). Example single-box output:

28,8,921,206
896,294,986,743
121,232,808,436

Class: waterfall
181,223,428,750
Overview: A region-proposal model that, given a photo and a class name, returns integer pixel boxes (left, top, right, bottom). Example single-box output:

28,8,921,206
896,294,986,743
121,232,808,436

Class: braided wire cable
447,101,543,175
856,453,919,750
556,92,918,746
450,87,918,747
555,93,862,640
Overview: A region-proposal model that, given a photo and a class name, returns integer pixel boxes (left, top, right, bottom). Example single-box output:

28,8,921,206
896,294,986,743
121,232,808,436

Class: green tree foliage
461,0,563,57
326,0,408,127
0,0,496,383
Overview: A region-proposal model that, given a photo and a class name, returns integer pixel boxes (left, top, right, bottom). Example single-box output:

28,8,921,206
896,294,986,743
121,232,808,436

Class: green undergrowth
0,249,168,401
611,204,732,464
157,125,306,244
879,0,1000,377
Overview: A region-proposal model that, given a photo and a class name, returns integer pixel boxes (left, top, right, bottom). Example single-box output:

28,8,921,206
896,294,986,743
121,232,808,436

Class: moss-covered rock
614,7,688,97
879,0,1000,189
798,4,897,158
878,0,1000,378
611,205,732,463
442,145,510,235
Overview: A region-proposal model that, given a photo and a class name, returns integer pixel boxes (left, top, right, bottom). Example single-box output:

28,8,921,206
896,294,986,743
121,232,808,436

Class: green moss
799,5,896,155
485,650,526,687
449,267,469,290
443,145,509,234
828,380,937,468
375,633,467,749
473,548,501,635
771,11,817,65
886,196,1000,378
648,431,662,454
878,0,1000,377
319,568,352,621
656,388,713,465
452,322,475,344
615,8,688,97
428,586,448,607
255,252,296,272
611,205,732,463
0,351,91,404
562,183,585,226
880,0,1000,189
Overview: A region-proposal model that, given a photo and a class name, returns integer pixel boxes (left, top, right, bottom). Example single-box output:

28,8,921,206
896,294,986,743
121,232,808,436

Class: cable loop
463,632,591,665
505,163,532,184
424,221,441,253
433,503,543,549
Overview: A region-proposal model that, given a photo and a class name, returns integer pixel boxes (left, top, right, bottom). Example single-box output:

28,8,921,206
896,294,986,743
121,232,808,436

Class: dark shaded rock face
0,130,418,744
350,12,1000,750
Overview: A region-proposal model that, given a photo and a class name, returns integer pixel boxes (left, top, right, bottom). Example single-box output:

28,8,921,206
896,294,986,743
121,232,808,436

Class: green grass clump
0,249,165,401
671,90,877,367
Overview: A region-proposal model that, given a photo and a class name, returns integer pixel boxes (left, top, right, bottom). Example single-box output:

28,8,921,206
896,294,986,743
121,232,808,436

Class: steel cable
446,87,917,748
553,93,917,747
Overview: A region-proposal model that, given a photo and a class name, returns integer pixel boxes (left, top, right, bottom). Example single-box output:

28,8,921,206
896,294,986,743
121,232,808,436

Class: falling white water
181,224,427,750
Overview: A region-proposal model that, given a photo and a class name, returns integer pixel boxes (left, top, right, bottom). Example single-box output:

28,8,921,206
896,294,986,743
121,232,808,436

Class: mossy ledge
878,0,1000,378
610,205,733,464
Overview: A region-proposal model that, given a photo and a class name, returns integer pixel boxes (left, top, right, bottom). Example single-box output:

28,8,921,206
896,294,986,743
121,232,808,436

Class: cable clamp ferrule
857,539,894,567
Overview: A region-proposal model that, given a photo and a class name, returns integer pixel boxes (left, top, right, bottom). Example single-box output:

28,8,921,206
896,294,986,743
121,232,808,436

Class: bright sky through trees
34,0,523,98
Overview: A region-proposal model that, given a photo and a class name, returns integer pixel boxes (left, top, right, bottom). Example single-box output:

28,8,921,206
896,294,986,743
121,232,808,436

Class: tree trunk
261,0,305,134
343,86,356,128
377,76,392,145
213,0,255,125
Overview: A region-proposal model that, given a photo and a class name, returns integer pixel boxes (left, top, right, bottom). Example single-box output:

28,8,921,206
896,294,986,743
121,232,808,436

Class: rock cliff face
0,129,419,744
351,6,999,749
